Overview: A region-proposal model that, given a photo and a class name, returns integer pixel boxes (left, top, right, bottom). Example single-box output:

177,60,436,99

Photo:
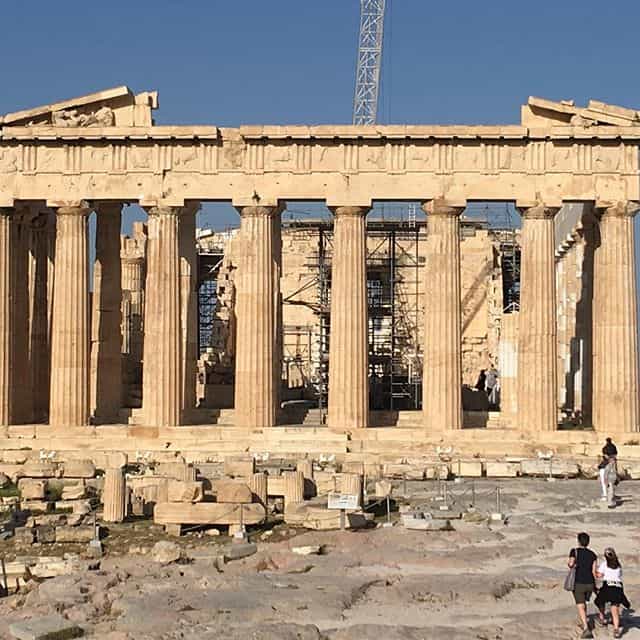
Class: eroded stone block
223,456,255,478
485,461,520,478
167,480,204,503
9,615,82,640
62,460,96,479
18,479,47,500
214,479,253,503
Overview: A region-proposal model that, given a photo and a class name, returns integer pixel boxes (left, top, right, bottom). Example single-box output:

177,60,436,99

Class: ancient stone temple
0,87,639,460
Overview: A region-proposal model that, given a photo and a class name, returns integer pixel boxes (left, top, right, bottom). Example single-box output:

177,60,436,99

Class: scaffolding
196,251,224,355
195,209,522,420
282,218,424,422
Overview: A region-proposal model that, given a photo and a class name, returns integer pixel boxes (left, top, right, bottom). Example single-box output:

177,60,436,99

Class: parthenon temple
0,86,639,459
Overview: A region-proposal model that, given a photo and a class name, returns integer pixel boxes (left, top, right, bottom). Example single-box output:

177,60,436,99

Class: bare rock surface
150,540,183,564
2,479,640,639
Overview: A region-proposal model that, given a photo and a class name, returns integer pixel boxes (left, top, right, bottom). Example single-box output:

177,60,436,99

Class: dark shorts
595,584,626,608
573,582,593,604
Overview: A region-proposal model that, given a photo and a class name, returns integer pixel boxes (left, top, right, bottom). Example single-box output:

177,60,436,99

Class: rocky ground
2,478,640,639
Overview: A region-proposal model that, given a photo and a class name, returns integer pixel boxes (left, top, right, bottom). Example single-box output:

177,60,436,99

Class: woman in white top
594,547,630,638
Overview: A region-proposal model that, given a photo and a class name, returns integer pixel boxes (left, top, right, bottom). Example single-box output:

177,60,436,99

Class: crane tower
352,0,386,125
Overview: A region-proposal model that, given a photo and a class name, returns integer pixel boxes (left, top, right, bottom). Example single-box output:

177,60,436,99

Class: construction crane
352,0,386,125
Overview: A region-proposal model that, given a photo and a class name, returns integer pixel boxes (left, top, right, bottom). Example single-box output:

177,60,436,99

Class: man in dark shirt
603,437,618,458
568,532,597,638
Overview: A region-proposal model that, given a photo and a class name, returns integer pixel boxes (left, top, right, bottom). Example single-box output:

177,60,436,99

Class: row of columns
0,198,637,432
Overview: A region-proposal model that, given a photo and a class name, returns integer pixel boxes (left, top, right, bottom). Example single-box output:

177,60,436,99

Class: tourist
598,437,619,503
594,547,630,638
597,455,610,500
568,532,598,639
475,369,486,392
603,437,618,459
485,367,499,405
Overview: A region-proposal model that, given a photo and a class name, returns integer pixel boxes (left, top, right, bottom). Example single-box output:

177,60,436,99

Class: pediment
523,96,640,127
0,86,158,127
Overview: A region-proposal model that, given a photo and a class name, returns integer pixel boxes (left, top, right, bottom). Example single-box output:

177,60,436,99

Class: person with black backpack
567,532,598,638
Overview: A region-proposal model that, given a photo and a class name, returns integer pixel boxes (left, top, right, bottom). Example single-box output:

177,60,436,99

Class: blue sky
1,0,640,234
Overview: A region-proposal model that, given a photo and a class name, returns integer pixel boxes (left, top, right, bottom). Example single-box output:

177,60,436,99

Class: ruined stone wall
196,221,503,402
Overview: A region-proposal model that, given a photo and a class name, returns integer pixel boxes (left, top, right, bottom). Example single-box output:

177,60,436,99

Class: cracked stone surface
2,479,640,639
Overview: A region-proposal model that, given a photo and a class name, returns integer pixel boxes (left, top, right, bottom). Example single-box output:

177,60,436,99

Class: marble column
272,209,283,419
121,223,147,403
142,206,182,426
103,467,126,523
593,201,640,432
178,204,198,421
11,209,33,423
422,200,464,431
516,204,559,432
49,204,91,426
327,206,369,430
0,209,13,427
28,211,54,423
90,203,123,423
234,205,280,428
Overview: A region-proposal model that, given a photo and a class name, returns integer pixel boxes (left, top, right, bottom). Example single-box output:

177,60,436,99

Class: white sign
327,493,359,510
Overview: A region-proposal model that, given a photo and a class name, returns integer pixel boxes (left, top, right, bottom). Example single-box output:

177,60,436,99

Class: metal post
402,473,407,497
0,557,7,598
340,508,346,531
386,495,390,524
472,481,476,508
496,487,501,514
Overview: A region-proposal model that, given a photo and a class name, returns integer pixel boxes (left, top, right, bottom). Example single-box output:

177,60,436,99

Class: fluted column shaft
28,211,54,423
327,206,369,430
593,201,640,432
272,210,283,417
234,206,280,428
142,207,182,426
0,209,13,426
121,257,145,370
49,205,91,426
179,205,198,420
12,210,33,423
517,204,559,432
90,203,123,422
422,200,464,431
103,467,126,523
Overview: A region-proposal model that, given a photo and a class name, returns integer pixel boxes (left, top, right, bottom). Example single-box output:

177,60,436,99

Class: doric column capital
329,206,370,218
235,204,283,219
13,203,42,225
516,203,560,220
56,202,92,217
28,210,53,231
144,205,181,218
595,200,640,218
421,199,465,217
121,255,145,266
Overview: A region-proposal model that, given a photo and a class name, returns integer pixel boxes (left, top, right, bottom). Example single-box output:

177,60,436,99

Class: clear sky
1,0,639,234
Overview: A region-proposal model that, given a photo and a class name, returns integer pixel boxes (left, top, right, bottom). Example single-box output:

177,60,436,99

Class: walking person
486,367,499,406
598,438,618,501
568,532,598,638
594,547,630,638
475,369,486,392
603,437,618,459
